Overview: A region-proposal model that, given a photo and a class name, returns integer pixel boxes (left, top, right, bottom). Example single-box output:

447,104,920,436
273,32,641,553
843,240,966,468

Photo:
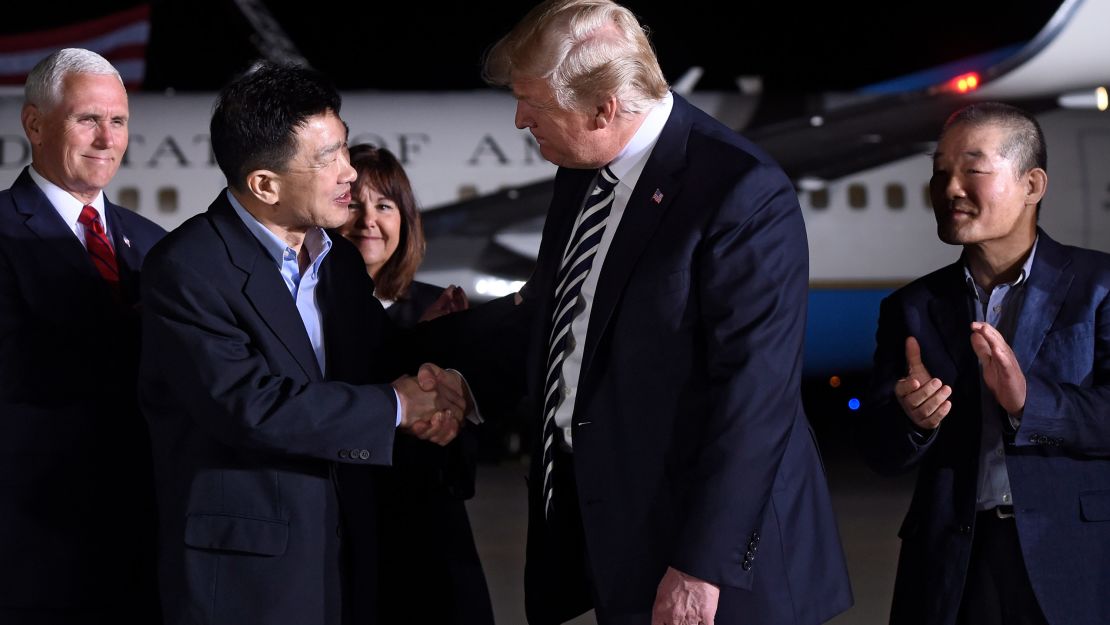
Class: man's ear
1024,167,1047,207
245,169,282,206
21,104,42,145
594,96,619,130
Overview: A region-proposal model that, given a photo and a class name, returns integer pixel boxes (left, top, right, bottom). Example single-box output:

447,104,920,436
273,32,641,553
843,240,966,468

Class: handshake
391,363,470,446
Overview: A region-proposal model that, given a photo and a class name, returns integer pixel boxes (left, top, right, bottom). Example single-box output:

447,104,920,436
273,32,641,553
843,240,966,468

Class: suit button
359,449,370,460
748,542,758,553
338,449,349,459
745,550,755,561
741,560,752,571
1030,434,1043,444
958,524,971,535
751,531,760,541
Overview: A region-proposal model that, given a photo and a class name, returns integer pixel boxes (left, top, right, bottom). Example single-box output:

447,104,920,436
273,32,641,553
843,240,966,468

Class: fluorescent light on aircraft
1099,86,1108,111
475,277,526,297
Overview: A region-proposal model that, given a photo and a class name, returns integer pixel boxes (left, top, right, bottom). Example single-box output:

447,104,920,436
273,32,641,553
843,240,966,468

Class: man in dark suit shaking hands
0,48,165,625
860,102,1110,625
138,63,466,625
470,2,853,623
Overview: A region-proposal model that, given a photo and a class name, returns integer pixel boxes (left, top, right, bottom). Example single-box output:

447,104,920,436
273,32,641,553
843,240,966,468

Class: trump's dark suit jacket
139,192,403,625
860,231,1110,625
456,93,852,625
0,168,165,623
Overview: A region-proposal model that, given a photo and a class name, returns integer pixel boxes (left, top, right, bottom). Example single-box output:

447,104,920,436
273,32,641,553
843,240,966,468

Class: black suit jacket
0,167,165,622
139,192,404,625
455,94,852,625
860,231,1110,625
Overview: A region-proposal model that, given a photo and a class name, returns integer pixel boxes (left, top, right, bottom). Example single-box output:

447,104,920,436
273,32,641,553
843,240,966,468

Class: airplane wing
749,0,1108,184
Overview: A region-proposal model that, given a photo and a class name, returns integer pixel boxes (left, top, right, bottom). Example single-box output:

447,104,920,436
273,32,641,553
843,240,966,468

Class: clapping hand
894,336,952,430
970,321,1026,415
418,285,470,322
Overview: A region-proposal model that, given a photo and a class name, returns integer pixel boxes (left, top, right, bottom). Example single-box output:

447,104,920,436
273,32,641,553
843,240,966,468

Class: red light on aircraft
951,72,980,93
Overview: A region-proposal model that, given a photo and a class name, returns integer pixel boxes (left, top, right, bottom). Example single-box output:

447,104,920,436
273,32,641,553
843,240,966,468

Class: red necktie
78,205,120,289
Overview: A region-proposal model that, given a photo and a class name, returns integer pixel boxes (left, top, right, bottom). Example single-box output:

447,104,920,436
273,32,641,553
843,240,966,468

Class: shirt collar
27,164,106,228
606,91,673,193
227,189,332,272
963,235,1039,300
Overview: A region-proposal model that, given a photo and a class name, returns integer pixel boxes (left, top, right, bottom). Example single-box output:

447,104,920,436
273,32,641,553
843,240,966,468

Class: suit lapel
10,168,99,279
579,95,689,379
927,262,976,381
531,168,595,355
105,201,144,305
210,195,323,381
106,201,143,275
1011,232,1071,372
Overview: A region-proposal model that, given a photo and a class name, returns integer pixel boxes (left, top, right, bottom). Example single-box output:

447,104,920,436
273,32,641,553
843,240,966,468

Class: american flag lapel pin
652,188,664,204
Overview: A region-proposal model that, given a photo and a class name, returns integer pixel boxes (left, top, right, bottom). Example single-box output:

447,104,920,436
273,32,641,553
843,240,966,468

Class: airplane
0,0,1106,410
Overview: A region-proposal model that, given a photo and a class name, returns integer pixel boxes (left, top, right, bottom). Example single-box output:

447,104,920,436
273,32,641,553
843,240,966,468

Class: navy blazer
0,168,165,621
860,231,1110,625
139,192,405,625
458,94,852,625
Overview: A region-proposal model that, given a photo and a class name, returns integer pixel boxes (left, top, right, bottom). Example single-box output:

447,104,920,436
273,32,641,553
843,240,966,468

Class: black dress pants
956,509,1049,625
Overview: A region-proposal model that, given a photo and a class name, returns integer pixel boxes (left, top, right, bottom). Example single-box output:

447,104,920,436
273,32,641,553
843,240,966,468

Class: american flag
652,188,664,204
0,5,151,89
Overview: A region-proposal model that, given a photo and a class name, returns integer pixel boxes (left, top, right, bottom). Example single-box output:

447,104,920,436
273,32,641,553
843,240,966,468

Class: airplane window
886,184,905,209
157,188,178,213
848,184,867,209
809,189,829,209
117,187,139,211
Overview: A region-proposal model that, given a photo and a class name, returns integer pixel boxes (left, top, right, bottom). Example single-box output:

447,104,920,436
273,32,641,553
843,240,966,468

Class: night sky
4,1,1064,95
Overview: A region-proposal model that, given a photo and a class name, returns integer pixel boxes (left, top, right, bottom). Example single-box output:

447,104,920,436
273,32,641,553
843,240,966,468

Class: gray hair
483,0,669,115
24,48,123,110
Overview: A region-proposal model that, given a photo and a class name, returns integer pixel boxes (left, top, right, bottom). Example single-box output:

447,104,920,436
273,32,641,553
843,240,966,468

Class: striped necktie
541,166,619,520
78,205,120,290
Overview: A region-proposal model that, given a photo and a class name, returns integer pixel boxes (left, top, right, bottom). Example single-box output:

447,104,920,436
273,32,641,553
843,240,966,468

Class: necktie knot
78,205,105,234
595,166,619,196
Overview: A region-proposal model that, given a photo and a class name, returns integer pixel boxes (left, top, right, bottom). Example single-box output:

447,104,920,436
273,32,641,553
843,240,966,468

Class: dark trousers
956,510,1049,625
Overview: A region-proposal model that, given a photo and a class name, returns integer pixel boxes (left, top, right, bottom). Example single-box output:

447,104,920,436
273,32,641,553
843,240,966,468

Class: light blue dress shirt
964,237,1038,511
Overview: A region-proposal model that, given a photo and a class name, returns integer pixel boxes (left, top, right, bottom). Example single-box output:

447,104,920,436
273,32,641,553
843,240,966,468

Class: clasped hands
896,322,1027,431
392,363,470,445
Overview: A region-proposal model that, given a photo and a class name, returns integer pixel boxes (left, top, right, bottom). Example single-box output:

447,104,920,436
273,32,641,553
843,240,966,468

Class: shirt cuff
447,368,483,425
393,388,402,427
